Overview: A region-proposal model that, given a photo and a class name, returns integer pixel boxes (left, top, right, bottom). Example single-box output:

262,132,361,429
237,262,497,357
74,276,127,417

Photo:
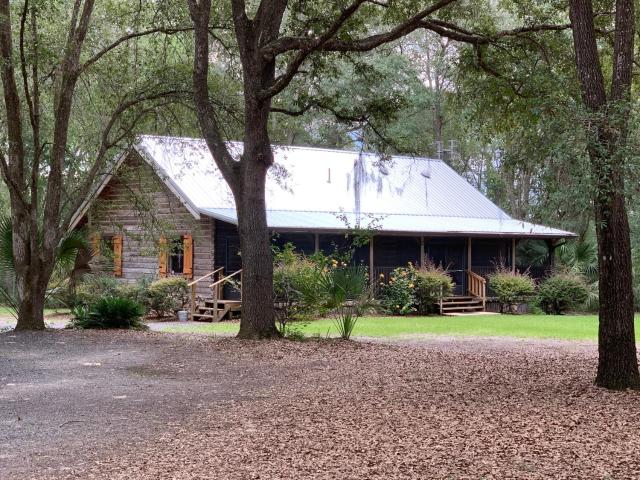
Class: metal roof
135,135,574,238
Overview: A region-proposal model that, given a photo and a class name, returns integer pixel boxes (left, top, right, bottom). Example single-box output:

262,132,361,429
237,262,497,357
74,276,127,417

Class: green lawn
0,307,69,316
160,314,635,341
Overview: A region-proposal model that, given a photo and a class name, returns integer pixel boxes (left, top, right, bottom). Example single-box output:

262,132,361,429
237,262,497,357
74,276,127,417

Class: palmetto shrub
319,265,373,340
75,275,151,312
70,296,146,330
537,273,589,315
488,268,536,313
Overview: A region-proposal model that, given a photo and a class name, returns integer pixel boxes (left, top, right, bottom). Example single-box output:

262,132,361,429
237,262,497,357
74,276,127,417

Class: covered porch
212,219,561,313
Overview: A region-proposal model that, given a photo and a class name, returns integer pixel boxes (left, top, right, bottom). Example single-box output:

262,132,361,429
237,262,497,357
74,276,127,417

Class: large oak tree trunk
570,0,640,389
594,184,640,388
236,163,279,339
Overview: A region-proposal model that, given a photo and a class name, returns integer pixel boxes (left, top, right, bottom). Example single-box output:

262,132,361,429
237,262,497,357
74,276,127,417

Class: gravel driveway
2,330,640,479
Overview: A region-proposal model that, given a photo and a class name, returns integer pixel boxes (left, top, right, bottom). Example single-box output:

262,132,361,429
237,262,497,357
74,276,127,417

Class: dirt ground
2,330,640,479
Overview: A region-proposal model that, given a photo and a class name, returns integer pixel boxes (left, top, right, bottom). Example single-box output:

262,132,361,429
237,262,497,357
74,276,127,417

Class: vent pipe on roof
353,151,366,226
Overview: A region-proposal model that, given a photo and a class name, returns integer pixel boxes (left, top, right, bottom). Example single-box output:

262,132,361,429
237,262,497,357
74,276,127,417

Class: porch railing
466,269,486,310
187,267,224,320
209,268,243,300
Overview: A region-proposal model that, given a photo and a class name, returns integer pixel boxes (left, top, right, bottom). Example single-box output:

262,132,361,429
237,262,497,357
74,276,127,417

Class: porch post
314,233,320,254
467,237,472,272
511,238,517,273
369,236,374,284
420,236,425,266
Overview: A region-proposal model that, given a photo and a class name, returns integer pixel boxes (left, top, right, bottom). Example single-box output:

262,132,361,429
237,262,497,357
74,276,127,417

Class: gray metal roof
135,135,574,238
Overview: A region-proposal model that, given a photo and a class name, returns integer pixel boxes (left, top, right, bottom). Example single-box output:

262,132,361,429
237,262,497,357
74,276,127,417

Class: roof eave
198,210,576,239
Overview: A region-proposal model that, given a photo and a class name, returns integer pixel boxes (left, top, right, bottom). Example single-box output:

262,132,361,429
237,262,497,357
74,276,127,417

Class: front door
426,238,467,296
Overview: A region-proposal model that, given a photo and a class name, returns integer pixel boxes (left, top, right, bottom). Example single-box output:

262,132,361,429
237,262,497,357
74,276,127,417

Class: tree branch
610,0,635,101
0,0,26,198
262,0,458,57
44,0,95,254
188,0,240,189
80,26,194,74
259,0,570,99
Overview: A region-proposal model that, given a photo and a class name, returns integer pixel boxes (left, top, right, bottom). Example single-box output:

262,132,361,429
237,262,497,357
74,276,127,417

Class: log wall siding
88,152,214,298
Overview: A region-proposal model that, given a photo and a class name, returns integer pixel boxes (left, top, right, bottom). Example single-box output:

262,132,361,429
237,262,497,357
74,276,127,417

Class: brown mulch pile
40,335,640,480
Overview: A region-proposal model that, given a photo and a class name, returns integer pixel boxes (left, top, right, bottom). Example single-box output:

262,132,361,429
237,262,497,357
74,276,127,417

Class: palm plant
516,239,550,267
70,296,146,330
319,266,375,340
557,239,598,282
557,237,599,310
0,216,87,317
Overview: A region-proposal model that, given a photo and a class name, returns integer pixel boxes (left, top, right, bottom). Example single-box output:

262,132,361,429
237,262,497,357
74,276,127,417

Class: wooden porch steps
441,296,484,314
192,299,242,322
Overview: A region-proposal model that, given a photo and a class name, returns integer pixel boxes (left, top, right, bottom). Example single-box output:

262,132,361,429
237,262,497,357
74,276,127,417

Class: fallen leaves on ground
40,335,640,479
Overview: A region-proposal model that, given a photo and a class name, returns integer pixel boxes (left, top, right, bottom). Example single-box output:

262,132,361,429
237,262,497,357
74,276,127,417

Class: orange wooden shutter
90,232,101,257
183,234,193,279
158,236,168,278
113,235,123,277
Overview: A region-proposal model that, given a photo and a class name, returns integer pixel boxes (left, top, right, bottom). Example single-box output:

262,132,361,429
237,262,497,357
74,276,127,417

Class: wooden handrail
209,269,242,288
467,270,486,286
467,269,487,310
187,267,224,287
189,267,225,320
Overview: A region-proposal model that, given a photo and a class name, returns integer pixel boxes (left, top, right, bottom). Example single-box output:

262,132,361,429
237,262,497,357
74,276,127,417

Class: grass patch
0,307,70,317
160,314,632,341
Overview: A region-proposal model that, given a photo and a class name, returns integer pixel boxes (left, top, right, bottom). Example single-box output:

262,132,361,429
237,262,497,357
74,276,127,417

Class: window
98,235,113,255
169,237,184,275
159,234,193,279
90,233,122,276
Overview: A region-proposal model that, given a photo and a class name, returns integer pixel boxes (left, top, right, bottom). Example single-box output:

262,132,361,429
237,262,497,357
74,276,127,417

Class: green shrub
73,275,151,313
378,266,417,315
413,264,454,314
378,263,453,315
147,277,189,317
273,244,325,336
115,277,152,312
488,269,536,313
74,274,121,306
70,296,146,330
537,273,589,314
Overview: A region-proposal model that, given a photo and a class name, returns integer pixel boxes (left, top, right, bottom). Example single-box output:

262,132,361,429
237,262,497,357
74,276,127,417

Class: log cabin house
71,135,574,319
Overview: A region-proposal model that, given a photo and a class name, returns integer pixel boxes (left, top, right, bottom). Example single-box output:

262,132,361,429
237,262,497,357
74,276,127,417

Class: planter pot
177,310,189,322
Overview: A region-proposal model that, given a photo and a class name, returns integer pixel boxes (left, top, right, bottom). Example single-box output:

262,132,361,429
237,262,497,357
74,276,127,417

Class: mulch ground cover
3,331,640,479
